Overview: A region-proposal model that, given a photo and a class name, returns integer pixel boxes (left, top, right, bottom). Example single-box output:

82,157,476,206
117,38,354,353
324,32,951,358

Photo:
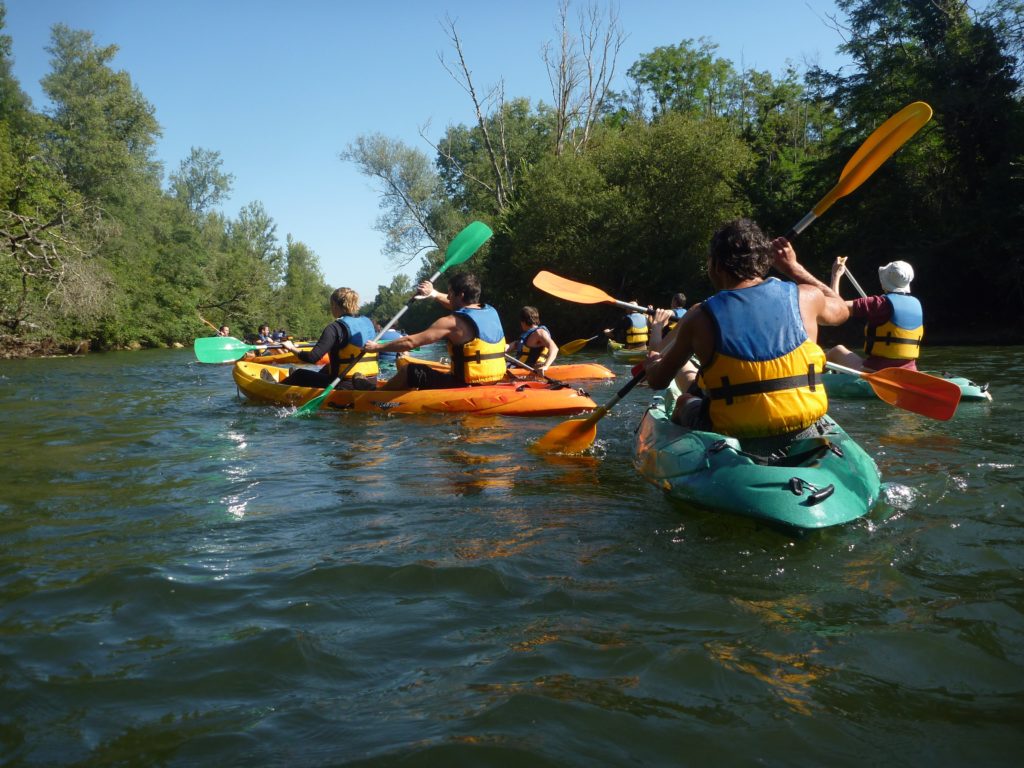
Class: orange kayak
402,356,614,381
232,361,597,416
242,349,329,366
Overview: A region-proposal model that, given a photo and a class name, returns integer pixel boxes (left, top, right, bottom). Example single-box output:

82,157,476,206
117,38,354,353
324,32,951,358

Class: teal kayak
633,387,881,533
607,340,647,363
822,370,991,401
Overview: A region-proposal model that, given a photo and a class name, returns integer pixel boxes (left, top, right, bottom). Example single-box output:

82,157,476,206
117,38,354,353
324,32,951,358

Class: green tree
805,0,1024,335
275,236,330,339
341,133,444,266
1,8,108,349
625,38,735,120
366,273,413,328
41,24,161,206
170,146,234,216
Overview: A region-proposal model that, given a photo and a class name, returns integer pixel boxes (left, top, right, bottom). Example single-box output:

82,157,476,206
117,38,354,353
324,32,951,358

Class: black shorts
404,362,463,389
281,367,376,390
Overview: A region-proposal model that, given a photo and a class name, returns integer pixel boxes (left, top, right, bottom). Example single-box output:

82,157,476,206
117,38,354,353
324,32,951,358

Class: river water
2,346,1022,766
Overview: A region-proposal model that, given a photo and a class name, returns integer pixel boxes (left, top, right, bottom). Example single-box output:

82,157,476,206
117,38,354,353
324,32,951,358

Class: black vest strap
867,331,921,346
707,366,819,406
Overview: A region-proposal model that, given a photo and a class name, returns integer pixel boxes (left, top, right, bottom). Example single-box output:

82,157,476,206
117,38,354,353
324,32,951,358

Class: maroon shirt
849,295,918,371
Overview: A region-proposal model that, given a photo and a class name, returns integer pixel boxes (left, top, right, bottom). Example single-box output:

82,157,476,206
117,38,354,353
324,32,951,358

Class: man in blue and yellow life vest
605,305,649,349
366,271,507,390
645,218,850,453
826,258,922,371
279,287,378,390
506,305,559,374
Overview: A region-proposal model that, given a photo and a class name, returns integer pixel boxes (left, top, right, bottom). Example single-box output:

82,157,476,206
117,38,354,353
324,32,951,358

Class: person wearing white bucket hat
825,257,923,371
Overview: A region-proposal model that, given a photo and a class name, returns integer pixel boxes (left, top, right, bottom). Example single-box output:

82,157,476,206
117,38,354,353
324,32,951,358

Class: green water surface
1,346,1022,766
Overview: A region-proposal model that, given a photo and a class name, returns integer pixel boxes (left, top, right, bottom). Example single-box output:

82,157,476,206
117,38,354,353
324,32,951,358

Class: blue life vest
516,325,551,367
625,312,648,347
334,315,378,378
699,278,827,438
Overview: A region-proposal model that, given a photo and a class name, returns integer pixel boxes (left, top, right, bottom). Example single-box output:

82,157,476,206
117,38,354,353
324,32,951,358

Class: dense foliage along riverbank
3,1,1023,358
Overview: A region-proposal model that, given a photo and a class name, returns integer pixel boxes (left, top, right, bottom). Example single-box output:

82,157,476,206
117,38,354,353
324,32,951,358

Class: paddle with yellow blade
532,271,651,313
292,220,494,417
559,334,604,355
826,362,960,420
786,101,933,239
829,257,962,417
194,336,311,364
533,101,934,453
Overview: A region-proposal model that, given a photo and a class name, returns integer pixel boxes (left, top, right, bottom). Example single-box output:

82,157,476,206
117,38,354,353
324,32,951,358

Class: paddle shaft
197,313,220,333
843,268,869,299
584,370,646,425
503,354,570,388
826,361,872,377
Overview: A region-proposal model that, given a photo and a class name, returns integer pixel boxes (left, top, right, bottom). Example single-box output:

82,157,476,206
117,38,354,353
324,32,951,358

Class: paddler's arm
648,307,675,351
830,256,847,294
644,308,698,390
418,280,452,310
364,316,458,353
282,325,335,363
771,237,850,326
533,326,558,371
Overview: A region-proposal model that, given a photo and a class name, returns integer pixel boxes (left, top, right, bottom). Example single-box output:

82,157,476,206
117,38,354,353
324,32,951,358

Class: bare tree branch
438,14,511,208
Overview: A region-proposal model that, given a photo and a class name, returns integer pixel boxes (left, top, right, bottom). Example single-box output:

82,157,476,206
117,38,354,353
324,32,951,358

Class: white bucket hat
878,260,914,293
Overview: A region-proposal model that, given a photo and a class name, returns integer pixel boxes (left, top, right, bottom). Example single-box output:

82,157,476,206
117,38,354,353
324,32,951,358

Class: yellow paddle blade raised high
787,102,933,239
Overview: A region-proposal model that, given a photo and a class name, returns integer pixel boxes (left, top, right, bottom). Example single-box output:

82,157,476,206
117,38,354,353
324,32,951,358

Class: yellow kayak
232,361,597,416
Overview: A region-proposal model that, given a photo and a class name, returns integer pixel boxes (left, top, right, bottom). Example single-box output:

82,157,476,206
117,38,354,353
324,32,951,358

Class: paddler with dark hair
825,257,923,371
644,218,850,455
364,271,507,390
604,302,649,349
275,287,378,390
507,305,559,375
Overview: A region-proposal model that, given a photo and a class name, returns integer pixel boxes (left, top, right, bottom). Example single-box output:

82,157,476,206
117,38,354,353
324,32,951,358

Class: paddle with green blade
533,101,934,453
292,220,494,416
194,336,312,364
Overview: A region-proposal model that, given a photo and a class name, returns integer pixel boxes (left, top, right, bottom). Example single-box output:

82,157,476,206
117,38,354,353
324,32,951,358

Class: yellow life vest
699,279,828,438
625,312,648,348
450,305,507,384
864,293,923,360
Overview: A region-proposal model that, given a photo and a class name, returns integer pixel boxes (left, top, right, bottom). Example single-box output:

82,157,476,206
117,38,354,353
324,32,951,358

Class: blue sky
4,0,850,302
